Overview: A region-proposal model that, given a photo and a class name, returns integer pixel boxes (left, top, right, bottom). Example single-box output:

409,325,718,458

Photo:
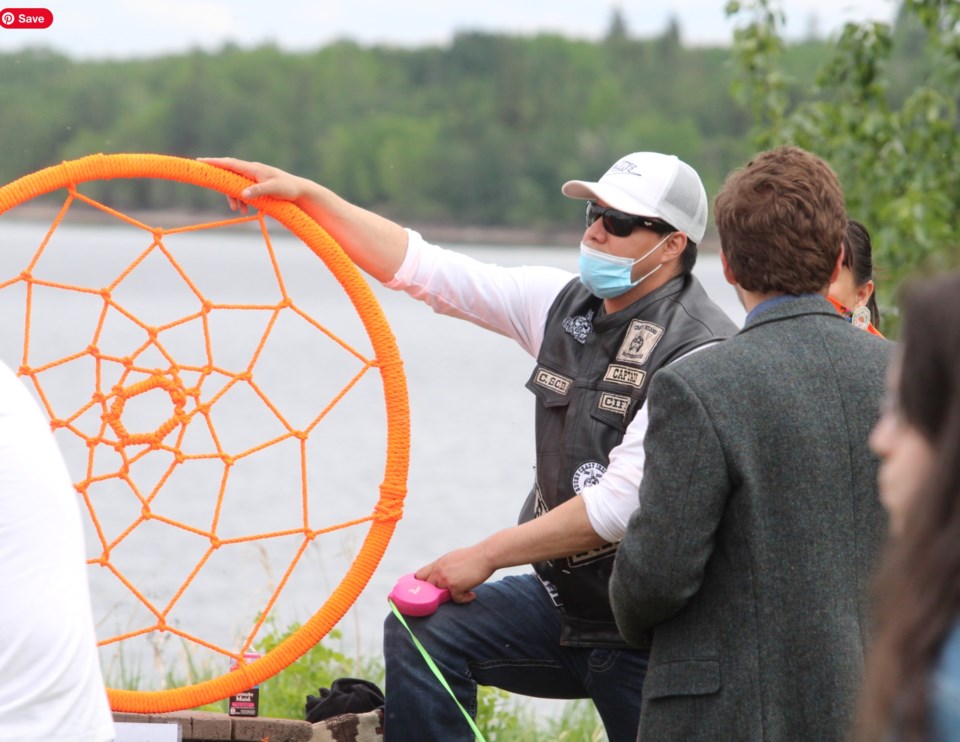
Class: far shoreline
1,202,721,252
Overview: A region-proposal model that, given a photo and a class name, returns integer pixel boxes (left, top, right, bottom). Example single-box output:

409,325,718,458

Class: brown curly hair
715,146,846,295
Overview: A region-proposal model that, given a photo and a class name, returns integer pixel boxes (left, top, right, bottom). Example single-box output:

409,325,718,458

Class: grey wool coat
610,295,893,741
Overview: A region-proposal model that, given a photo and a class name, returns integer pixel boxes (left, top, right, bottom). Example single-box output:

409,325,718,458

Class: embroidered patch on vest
572,460,607,495
603,364,646,389
531,483,548,519
616,319,664,365
533,368,573,395
562,309,594,344
567,542,618,567
536,573,563,607
598,392,631,418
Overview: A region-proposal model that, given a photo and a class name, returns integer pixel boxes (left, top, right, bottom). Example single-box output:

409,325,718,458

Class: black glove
305,677,385,723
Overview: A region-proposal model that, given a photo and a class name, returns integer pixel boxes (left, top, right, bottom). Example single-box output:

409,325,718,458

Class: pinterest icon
0,8,54,28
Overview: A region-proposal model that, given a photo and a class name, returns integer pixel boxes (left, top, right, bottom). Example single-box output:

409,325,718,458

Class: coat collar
741,293,842,333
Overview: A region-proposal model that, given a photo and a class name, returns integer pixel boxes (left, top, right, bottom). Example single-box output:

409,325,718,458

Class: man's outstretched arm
200,157,409,282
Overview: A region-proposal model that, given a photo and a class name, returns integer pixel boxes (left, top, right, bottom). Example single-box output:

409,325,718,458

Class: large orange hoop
0,154,410,713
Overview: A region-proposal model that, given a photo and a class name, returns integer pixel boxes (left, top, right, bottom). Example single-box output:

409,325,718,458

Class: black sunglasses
585,201,674,238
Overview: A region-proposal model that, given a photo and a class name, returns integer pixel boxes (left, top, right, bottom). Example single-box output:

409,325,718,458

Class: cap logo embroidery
607,159,640,177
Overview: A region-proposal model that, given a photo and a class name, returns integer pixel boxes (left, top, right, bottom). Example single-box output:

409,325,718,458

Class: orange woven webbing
0,154,409,713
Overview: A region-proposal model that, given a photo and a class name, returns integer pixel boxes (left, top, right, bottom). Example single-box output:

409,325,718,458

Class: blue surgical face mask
578,234,672,299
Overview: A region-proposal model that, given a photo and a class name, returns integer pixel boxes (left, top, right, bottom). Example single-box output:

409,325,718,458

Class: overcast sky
0,0,898,59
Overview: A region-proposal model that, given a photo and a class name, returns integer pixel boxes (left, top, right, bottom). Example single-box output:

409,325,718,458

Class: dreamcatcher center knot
103,370,189,447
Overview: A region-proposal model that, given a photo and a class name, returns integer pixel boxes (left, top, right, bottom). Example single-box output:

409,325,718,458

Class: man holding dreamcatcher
203,152,737,742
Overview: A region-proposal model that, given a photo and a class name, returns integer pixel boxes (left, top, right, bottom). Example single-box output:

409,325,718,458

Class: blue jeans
383,573,648,742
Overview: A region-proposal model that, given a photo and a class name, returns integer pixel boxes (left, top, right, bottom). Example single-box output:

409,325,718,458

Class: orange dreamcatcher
0,154,409,713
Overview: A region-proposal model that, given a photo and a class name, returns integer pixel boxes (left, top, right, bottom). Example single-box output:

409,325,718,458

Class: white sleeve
581,403,649,543
580,341,723,543
384,229,575,357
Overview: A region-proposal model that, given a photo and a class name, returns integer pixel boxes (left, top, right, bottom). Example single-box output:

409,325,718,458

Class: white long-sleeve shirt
384,230,656,543
0,361,115,742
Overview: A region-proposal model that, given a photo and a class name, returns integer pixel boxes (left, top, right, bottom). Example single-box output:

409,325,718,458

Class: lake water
0,214,745,709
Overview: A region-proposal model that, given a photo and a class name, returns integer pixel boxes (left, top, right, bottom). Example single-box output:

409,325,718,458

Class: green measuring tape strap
387,598,486,742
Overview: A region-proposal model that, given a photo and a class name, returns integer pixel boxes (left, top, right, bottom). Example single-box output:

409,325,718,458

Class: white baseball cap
562,152,709,243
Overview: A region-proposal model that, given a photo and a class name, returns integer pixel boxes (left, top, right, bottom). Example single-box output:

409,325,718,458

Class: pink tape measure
389,573,452,616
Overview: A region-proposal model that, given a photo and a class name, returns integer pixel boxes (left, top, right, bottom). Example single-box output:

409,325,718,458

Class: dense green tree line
0,22,821,232
0,5,950,254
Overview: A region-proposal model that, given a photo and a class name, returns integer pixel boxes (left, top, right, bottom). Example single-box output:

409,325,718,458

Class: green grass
107,617,606,739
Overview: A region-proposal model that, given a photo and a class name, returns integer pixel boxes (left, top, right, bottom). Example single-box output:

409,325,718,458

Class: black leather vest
519,273,738,647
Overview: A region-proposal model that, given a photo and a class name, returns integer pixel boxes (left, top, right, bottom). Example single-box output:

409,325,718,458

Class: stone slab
232,715,313,741
113,711,313,742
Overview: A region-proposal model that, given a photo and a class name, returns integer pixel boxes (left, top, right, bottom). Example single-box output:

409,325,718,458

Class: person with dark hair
610,145,893,740
829,218,883,336
202,152,737,741
854,270,960,741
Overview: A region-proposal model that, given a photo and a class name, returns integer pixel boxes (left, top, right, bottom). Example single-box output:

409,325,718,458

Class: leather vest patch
568,542,618,567
533,367,573,395
616,319,664,365
571,460,606,494
561,309,594,344
598,392,631,418
603,364,646,388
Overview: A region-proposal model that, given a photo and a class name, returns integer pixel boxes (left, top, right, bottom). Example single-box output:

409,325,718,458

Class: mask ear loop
628,231,676,285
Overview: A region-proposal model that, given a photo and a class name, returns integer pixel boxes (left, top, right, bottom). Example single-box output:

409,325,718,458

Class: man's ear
660,232,688,263
720,250,738,286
